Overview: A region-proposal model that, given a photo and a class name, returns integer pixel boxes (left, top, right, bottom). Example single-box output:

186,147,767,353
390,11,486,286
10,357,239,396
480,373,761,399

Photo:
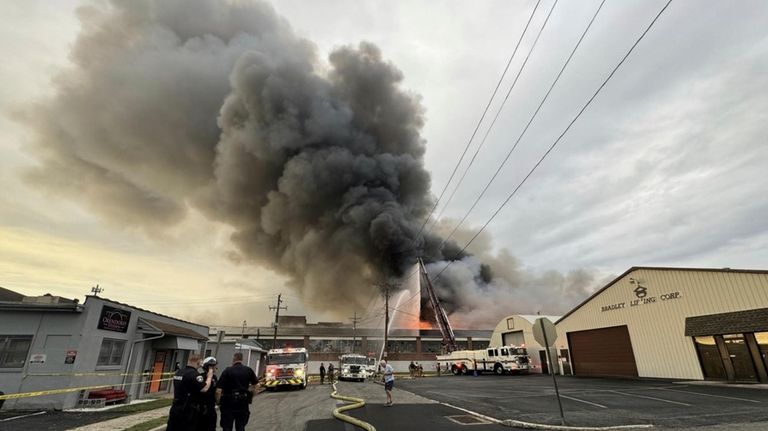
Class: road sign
532,317,557,347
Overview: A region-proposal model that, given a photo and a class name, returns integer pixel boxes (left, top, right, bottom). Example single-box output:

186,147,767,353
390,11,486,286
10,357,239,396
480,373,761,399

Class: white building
489,314,563,374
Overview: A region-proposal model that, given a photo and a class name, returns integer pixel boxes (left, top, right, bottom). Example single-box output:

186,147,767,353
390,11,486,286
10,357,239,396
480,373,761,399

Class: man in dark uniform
327,362,335,384
166,354,214,430
319,363,325,385
198,357,218,431
216,352,258,431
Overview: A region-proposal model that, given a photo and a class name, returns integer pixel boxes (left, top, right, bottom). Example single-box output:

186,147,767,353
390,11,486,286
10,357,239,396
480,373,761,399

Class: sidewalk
68,407,167,431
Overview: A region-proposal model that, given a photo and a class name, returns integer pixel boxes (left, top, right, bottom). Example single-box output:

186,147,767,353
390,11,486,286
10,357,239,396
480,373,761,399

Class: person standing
380,360,394,406
198,357,218,431
319,363,326,385
408,361,415,378
167,354,214,431
216,352,258,431
327,363,335,384
436,362,441,377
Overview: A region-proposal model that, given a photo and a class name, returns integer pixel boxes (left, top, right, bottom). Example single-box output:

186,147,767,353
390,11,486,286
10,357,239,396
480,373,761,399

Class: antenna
90,284,104,296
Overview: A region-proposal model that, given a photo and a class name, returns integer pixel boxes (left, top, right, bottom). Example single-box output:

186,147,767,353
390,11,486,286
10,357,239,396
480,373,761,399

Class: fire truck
437,345,531,375
263,347,308,390
339,354,377,381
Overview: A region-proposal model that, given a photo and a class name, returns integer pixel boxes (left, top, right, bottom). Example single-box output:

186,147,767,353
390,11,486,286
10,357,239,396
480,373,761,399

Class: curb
440,401,653,431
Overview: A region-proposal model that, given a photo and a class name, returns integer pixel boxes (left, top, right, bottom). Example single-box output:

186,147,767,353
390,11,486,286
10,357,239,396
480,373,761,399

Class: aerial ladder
417,258,458,352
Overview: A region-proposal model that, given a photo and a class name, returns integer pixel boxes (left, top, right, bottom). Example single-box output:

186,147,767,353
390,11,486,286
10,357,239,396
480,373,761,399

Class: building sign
98,305,132,333
29,353,46,364
601,286,682,312
65,350,77,364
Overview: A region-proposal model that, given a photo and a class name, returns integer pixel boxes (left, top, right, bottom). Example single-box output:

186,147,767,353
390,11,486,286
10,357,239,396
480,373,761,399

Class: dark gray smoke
21,0,596,323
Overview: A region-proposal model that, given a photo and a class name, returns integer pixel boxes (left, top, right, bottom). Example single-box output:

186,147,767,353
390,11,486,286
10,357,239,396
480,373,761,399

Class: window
693,336,726,380
487,349,494,357
0,335,33,368
501,348,509,356
472,340,489,350
421,341,443,353
97,338,126,366
386,340,416,353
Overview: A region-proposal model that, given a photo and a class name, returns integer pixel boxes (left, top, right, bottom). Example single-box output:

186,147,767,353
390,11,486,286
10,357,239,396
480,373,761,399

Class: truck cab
264,347,309,390
339,354,368,382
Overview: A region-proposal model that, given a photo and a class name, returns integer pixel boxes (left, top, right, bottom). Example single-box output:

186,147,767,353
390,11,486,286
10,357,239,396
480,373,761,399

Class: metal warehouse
555,267,768,383
0,289,209,410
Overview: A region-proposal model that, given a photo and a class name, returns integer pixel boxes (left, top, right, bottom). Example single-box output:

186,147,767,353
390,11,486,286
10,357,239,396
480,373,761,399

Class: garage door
568,325,638,378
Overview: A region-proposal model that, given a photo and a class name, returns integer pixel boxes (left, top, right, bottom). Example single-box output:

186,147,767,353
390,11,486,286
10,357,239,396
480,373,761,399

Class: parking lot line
657,387,761,403
558,394,607,409
611,390,693,407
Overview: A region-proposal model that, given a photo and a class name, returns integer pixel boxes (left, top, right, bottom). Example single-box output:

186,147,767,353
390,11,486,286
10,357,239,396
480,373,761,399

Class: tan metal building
555,267,768,383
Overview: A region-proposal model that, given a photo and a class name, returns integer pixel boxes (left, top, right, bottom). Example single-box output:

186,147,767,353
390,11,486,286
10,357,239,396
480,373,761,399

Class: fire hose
330,382,377,431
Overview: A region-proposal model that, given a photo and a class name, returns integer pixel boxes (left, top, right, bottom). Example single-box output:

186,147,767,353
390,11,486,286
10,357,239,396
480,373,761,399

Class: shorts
384,380,394,391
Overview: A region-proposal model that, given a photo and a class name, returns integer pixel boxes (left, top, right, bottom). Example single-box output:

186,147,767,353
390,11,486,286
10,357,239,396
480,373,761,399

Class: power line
432,0,675,283
404,0,544,252
427,0,562,239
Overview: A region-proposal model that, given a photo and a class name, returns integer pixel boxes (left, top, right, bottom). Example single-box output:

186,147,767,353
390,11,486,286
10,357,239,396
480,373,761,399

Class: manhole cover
445,415,491,425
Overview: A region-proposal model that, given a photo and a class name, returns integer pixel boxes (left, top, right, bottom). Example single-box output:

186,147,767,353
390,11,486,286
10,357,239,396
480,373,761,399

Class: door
539,350,549,374
149,351,167,393
722,334,758,382
568,325,638,378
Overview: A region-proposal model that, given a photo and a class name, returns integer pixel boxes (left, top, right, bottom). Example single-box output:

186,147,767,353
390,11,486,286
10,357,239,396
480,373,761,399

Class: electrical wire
432,0,675,283
426,0,563,239
438,0,603,249
404,0,544,252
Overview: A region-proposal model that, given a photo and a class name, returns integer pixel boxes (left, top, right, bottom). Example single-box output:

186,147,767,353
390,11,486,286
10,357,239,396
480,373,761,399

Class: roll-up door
568,325,638,378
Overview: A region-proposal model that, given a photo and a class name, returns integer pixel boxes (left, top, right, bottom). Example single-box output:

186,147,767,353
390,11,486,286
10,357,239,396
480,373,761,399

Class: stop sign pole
535,317,565,425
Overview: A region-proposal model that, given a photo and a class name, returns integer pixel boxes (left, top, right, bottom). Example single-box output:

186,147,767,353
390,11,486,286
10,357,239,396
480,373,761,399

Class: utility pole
269,294,287,350
348,311,361,353
375,281,397,360
241,320,247,338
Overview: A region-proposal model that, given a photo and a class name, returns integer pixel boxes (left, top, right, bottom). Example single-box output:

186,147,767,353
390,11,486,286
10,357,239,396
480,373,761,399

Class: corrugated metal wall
556,269,768,380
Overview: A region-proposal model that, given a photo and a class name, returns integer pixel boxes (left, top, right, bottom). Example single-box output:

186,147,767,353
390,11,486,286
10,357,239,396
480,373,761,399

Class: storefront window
753,332,768,372
723,334,758,382
693,336,726,380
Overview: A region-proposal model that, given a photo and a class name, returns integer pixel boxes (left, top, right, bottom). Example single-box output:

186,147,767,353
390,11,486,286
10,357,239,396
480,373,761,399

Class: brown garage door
568,325,638,378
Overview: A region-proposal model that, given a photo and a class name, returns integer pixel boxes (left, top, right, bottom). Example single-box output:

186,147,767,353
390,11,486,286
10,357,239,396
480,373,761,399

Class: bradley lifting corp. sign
601,279,682,313
97,305,131,333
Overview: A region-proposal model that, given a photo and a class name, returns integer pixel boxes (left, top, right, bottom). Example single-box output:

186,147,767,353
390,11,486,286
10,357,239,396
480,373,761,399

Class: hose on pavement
330,382,377,431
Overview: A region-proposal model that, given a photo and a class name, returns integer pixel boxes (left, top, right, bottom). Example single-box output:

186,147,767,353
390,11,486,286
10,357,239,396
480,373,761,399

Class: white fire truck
339,354,371,382
437,345,531,375
263,347,309,390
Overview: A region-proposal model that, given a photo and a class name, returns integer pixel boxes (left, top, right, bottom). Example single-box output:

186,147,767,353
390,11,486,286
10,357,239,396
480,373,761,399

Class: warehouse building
211,315,492,373
555,267,768,383
0,290,208,410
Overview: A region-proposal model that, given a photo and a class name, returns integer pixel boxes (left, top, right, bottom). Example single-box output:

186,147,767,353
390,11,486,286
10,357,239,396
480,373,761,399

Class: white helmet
203,356,217,367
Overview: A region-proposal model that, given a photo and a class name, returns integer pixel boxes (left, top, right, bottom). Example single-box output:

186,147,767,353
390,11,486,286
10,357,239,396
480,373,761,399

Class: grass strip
123,415,168,431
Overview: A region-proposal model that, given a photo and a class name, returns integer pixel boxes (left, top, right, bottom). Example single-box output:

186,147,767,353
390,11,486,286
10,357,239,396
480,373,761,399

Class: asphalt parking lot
397,374,768,428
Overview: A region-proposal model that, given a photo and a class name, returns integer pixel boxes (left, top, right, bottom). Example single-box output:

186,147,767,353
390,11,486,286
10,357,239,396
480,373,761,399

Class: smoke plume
22,0,596,325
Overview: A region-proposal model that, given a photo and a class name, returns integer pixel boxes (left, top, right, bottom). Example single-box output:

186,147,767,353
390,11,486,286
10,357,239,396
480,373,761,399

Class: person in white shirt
379,360,394,406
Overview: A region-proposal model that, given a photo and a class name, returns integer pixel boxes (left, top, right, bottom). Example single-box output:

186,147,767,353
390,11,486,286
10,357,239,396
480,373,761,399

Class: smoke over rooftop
21,0,597,326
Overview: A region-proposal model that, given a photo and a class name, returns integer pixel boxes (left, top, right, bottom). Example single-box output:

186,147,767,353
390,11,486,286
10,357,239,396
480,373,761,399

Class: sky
1,0,766,327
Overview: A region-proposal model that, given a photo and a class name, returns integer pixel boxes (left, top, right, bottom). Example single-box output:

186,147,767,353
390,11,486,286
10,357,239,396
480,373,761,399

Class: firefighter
166,354,214,431
198,357,218,431
216,352,258,431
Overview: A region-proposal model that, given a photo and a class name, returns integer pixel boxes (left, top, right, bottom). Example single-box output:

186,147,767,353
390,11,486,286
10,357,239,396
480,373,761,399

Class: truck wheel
461,366,470,375
451,365,460,375
494,364,504,375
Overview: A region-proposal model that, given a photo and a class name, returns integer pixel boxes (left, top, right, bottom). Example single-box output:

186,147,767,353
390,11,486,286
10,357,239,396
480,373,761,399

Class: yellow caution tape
25,371,175,378
0,377,174,401
330,382,376,431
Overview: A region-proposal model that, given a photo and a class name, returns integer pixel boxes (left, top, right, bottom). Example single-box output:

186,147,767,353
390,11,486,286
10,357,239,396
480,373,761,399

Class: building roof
0,286,24,302
556,266,768,324
87,296,208,332
210,325,491,339
140,317,208,340
516,315,562,325
0,301,82,312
